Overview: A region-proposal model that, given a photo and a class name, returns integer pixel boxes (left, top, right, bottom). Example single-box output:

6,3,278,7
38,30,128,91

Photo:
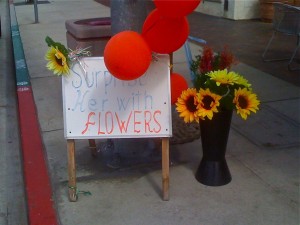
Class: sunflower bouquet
176,46,260,123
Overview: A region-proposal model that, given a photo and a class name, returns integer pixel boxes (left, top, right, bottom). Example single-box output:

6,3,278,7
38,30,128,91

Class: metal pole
107,0,154,168
33,0,38,23
110,0,150,35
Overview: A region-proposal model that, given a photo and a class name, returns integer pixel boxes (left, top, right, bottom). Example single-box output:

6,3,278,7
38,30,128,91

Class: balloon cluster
104,0,201,104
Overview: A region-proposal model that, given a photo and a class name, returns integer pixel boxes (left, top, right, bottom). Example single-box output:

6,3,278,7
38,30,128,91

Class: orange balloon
154,0,201,18
142,9,189,54
170,72,188,105
104,31,152,80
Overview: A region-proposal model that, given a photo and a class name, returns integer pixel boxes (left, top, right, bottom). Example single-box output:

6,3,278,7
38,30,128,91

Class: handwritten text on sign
62,56,172,139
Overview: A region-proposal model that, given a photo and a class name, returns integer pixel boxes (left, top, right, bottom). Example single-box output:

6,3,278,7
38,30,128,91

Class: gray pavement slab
31,76,64,132
9,0,300,225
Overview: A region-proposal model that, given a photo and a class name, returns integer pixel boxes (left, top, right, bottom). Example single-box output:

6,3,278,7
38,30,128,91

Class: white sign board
62,56,172,139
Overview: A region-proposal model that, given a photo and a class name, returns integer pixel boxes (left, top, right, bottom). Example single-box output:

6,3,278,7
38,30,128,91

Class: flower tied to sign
45,36,70,76
176,46,260,122
45,36,91,77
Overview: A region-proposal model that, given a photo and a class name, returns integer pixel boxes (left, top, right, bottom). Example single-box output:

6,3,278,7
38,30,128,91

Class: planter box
65,17,111,56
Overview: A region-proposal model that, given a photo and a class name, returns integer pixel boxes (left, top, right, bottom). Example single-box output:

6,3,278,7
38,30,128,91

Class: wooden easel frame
67,138,170,202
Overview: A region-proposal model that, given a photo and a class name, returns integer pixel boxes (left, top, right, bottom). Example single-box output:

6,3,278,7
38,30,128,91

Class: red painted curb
17,87,58,225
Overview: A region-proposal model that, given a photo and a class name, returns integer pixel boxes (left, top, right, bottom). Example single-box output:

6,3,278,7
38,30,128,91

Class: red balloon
170,72,188,105
154,0,201,18
142,9,189,54
104,31,152,80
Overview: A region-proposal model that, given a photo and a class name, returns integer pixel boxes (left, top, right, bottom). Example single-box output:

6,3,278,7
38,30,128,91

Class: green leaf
45,36,55,47
45,36,69,60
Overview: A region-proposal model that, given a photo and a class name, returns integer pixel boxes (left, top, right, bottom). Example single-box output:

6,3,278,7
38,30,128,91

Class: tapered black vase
195,110,233,186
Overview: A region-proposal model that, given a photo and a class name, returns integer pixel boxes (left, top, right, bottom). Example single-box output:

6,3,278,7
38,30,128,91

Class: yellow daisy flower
207,69,239,86
176,88,201,123
45,46,69,76
196,88,222,120
233,88,260,120
234,74,251,88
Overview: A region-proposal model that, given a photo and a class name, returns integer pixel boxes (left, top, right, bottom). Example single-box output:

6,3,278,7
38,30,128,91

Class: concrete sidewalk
10,0,300,224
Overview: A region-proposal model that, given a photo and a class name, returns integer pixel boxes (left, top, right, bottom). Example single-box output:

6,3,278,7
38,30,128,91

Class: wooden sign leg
162,137,170,201
88,139,97,157
67,139,77,202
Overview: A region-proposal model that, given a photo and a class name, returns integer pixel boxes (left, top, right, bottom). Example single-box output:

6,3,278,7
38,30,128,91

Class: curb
9,2,59,225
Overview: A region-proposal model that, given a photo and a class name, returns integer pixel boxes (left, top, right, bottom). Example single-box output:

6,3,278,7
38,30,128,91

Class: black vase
195,110,233,186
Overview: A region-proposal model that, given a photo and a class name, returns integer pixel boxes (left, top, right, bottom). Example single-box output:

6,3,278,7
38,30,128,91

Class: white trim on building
195,0,261,20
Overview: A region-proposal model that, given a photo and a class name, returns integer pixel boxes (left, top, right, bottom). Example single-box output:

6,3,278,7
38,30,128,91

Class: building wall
195,0,261,20
195,0,224,17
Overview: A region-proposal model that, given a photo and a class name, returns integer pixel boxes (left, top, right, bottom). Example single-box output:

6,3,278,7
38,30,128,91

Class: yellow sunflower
196,88,222,120
176,88,201,123
207,69,239,86
233,88,260,120
45,46,70,76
